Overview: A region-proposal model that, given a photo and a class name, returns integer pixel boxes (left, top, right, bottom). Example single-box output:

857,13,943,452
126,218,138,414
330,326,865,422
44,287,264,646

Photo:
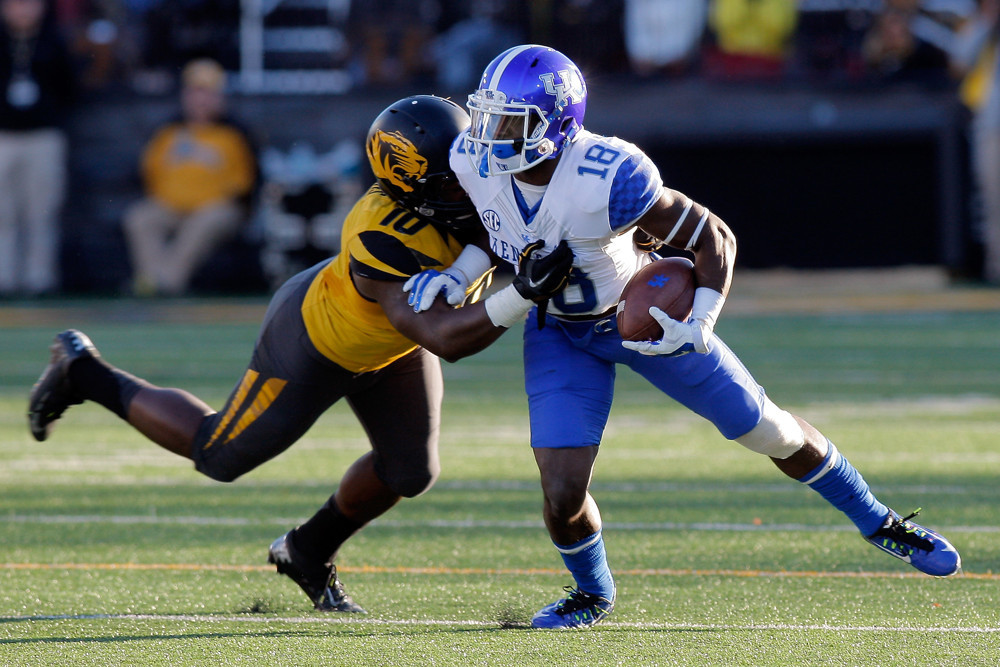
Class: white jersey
451,129,663,319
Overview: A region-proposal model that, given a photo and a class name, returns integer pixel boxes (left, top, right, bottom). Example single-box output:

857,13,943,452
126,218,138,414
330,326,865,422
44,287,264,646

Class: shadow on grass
0,631,318,646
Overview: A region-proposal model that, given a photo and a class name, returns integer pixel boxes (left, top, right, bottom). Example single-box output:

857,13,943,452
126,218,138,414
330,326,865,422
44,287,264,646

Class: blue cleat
865,509,961,577
530,586,615,629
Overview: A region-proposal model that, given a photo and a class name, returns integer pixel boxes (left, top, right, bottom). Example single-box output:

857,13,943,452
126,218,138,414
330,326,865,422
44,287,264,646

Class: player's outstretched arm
362,240,575,363
369,276,508,362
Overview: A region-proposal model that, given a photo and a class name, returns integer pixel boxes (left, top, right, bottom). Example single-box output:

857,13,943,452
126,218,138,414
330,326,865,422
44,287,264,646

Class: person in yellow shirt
706,0,798,78
28,95,574,613
122,58,258,296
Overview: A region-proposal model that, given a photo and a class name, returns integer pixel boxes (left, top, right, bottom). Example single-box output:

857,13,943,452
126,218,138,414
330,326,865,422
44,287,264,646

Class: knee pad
735,398,805,459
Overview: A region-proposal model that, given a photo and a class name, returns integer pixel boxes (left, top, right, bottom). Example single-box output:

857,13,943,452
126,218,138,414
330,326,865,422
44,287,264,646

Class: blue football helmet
465,44,587,177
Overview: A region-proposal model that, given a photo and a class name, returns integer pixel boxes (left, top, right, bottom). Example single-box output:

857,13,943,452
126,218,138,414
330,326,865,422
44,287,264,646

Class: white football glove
403,245,492,312
622,308,711,356
622,287,725,357
404,268,467,312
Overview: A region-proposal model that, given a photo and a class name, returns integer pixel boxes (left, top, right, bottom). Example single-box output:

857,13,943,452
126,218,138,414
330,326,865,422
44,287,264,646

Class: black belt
551,306,617,322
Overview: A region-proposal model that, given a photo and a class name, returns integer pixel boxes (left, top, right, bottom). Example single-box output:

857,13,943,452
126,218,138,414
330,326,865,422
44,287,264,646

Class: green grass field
2,296,1000,665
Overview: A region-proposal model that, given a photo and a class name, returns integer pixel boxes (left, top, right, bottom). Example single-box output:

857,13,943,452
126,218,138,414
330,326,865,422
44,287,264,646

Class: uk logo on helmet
540,70,584,107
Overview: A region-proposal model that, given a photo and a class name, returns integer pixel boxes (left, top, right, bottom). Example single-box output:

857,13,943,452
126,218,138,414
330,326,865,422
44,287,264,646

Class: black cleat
28,330,98,442
267,531,366,613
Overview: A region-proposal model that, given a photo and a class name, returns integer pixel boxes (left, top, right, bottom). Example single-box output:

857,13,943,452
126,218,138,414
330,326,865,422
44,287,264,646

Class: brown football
616,257,696,341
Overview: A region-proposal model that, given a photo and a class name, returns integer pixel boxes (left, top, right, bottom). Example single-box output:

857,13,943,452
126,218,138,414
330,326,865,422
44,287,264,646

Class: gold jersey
301,185,468,373
142,121,256,214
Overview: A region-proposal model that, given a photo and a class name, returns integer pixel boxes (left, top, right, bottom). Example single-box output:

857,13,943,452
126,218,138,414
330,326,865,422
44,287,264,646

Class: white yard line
2,612,999,634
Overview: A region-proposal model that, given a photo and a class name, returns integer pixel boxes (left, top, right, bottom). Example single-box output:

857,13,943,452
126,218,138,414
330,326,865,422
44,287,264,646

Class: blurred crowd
4,0,1000,299
27,0,987,93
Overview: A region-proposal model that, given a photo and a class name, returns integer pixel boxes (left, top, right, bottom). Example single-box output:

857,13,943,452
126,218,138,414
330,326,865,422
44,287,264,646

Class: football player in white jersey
406,44,961,629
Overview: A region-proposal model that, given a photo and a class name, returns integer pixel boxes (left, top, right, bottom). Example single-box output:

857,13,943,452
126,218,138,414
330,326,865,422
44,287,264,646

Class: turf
1,302,999,665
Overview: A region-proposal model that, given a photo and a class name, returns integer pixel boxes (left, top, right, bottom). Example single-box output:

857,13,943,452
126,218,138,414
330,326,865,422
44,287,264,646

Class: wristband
483,283,533,328
692,287,725,328
448,245,492,284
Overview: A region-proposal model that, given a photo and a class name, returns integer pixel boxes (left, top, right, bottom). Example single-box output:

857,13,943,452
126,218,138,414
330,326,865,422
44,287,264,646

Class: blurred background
4,0,995,298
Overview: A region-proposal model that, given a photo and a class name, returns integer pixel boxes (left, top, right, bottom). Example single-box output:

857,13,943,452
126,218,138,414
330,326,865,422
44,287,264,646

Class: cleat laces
872,508,934,555
864,507,961,577
553,586,612,622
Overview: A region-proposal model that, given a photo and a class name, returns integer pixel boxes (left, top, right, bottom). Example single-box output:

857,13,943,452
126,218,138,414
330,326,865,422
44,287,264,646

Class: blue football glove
621,307,712,356
403,268,468,312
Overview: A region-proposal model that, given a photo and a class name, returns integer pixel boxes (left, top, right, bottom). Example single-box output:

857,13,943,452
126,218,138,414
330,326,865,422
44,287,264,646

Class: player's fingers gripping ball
618,257,724,357
632,308,704,356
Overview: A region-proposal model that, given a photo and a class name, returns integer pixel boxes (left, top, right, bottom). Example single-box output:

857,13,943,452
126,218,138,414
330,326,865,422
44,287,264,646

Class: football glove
622,308,711,356
512,239,574,330
403,245,492,312
622,287,725,357
512,239,574,302
404,269,467,312
633,229,664,254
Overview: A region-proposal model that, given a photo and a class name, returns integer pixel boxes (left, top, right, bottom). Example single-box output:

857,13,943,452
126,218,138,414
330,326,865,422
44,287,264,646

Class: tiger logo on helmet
368,129,428,194
365,95,478,230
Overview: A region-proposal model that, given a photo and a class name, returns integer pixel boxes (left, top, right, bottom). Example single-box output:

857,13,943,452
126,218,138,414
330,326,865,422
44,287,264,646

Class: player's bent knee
195,461,243,483
387,469,439,498
734,398,805,459
390,474,436,498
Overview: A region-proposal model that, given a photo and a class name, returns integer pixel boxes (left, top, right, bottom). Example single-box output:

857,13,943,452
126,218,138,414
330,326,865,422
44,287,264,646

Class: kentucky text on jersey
488,233,523,264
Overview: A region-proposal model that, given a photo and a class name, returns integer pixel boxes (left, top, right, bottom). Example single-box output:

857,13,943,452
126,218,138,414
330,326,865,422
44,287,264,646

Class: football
616,257,696,341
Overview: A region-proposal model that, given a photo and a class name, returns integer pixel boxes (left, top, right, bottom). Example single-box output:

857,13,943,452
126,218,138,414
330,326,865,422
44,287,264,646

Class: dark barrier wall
584,81,967,272
648,136,941,269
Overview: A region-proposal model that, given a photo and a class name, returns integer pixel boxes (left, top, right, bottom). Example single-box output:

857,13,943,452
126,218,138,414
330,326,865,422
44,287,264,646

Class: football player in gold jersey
27,96,574,612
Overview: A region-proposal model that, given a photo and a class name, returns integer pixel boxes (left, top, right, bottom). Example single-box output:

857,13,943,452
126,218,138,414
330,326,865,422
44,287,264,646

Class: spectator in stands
347,0,438,88
790,3,869,82
624,0,708,78
861,5,950,83
122,57,257,296
949,0,1000,283
547,0,628,75
0,0,75,297
704,0,798,80
55,0,125,90
431,0,527,92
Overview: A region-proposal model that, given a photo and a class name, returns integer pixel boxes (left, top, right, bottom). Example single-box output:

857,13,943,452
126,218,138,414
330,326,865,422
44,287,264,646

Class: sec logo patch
482,210,501,231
